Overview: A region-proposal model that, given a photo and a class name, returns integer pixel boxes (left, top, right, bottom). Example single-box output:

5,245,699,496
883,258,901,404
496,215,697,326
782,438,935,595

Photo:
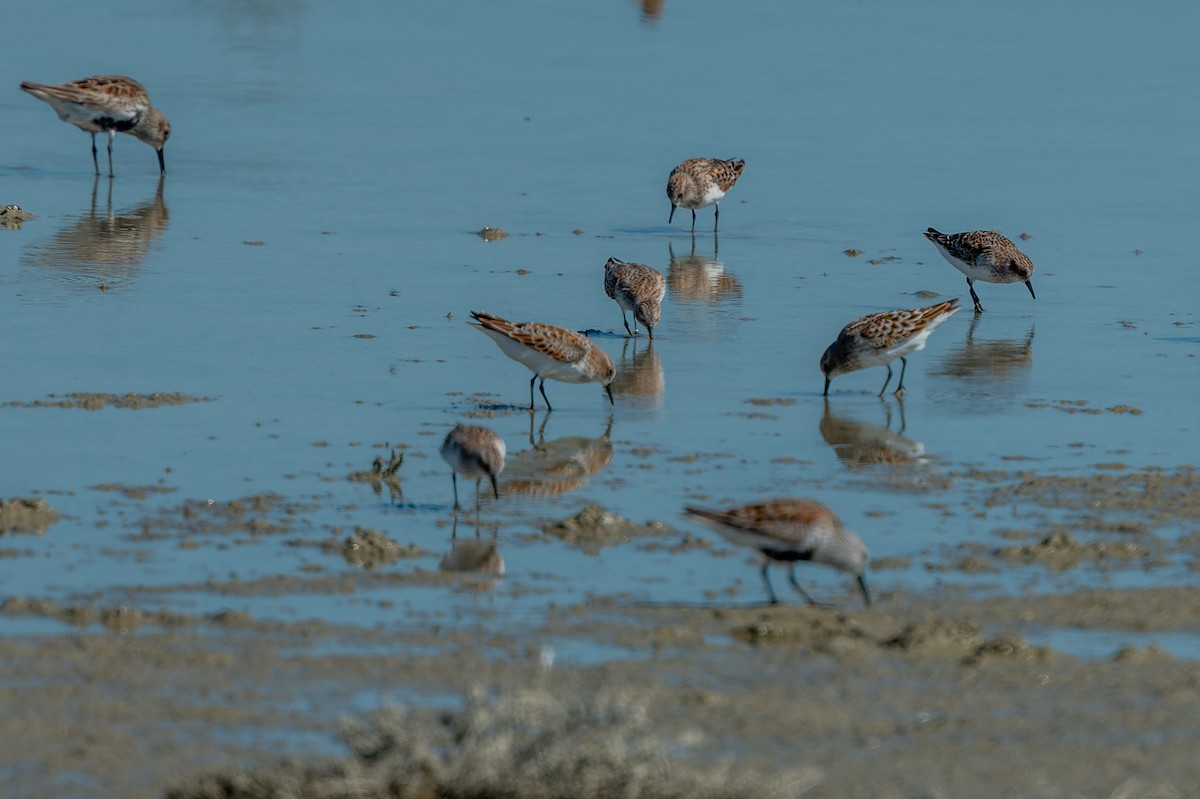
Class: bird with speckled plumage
821,299,961,397
469,311,616,411
603,257,666,338
666,157,745,232
924,228,1035,313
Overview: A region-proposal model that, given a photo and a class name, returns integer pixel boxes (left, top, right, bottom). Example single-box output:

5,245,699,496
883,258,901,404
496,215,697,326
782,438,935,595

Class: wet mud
2,459,1200,797
4,582,1200,799
1,392,214,410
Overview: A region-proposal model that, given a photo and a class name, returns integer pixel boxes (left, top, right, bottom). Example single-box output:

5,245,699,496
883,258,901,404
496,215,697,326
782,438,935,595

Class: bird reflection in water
819,398,927,471
667,238,742,305
501,414,614,498
439,514,504,592
22,175,168,288
610,337,664,408
634,0,664,23
934,316,1035,381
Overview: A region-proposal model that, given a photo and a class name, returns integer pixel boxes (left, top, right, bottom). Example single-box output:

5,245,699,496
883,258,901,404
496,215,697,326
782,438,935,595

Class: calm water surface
1,1,1197,650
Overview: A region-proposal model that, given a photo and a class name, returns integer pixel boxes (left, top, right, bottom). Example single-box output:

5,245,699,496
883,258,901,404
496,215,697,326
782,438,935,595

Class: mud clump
884,619,984,656
0,498,61,535
0,204,34,229
992,528,1142,570
475,226,508,241
2,392,214,410
733,610,871,654
543,504,667,554
347,449,404,500
167,681,819,799
963,634,1050,666
336,528,418,569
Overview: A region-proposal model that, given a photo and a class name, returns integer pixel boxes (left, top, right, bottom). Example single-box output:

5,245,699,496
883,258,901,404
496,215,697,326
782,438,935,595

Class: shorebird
666,157,745,232
603,257,666,338
440,424,506,511
821,299,961,396
20,75,170,175
923,228,1035,313
684,498,872,607
469,311,615,411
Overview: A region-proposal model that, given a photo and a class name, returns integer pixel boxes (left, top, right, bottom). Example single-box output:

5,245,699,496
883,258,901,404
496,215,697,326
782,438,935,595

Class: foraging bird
20,76,170,176
821,299,961,397
923,228,1035,314
684,498,872,607
603,257,666,338
440,424,506,511
666,157,745,232
469,311,616,411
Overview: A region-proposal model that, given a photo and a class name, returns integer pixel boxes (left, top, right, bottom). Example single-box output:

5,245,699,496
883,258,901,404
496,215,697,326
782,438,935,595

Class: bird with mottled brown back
821,299,961,397
603,257,666,338
666,158,745,232
924,228,1035,313
684,498,871,607
20,75,170,175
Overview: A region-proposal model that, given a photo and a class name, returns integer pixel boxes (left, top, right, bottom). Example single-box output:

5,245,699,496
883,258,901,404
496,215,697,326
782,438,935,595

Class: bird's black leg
690,209,697,232
857,574,873,608
714,203,720,232
621,311,633,337
473,478,482,511
539,378,553,412
760,561,780,605
968,278,984,313
787,563,821,606
451,472,460,511
878,364,894,397
90,133,100,175
106,132,115,178
893,357,909,396
529,374,537,411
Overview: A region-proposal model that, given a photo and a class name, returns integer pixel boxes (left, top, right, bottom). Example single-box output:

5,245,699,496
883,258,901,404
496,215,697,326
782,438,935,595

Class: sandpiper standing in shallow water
603,257,666,338
469,311,615,411
821,299,961,397
923,228,1035,314
684,498,872,607
666,158,745,232
20,76,170,176
440,424,506,511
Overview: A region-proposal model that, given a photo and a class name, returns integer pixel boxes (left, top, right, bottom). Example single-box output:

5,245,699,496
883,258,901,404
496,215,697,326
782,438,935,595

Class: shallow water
1,0,1198,666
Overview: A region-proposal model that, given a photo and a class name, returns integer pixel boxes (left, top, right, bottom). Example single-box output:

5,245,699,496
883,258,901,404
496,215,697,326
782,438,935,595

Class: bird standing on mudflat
603,257,666,338
821,299,961,397
923,228,1035,314
666,157,745,232
684,498,872,607
20,75,171,176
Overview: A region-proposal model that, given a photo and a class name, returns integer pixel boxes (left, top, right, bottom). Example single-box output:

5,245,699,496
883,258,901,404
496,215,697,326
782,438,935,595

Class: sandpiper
923,228,1035,313
603,257,666,338
684,498,871,607
666,157,745,232
821,299,961,396
469,311,615,411
21,75,170,175
440,424,506,511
